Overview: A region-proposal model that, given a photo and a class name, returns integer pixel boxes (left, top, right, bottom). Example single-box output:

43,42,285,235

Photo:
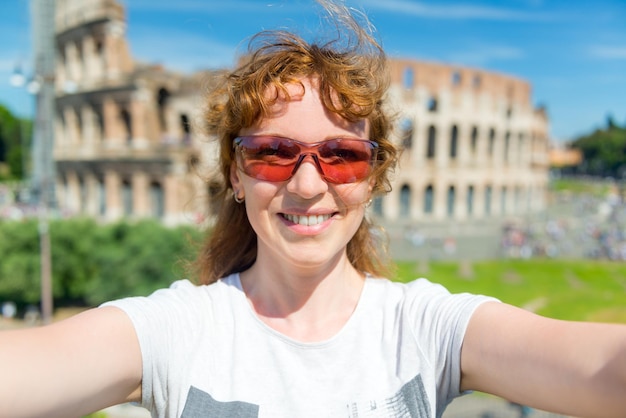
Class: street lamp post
29,0,56,325
11,0,58,326
10,64,53,325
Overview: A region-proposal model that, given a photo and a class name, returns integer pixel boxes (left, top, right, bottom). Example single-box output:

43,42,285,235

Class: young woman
1,2,625,417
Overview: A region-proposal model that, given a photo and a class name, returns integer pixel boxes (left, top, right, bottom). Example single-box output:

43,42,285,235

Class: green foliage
84,220,202,306
0,104,31,180
396,259,626,323
549,178,611,196
571,122,626,178
0,219,42,304
50,218,104,303
0,219,204,309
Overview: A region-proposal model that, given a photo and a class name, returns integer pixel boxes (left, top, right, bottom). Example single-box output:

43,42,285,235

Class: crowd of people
501,187,626,261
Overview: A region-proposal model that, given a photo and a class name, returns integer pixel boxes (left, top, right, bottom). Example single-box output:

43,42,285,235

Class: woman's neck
239,252,365,342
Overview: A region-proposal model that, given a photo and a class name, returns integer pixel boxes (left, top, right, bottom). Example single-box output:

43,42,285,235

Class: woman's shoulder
166,274,241,298
366,276,456,299
102,274,244,319
365,276,496,317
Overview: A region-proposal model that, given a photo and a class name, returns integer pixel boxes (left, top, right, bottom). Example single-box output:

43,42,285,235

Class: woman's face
231,77,373,271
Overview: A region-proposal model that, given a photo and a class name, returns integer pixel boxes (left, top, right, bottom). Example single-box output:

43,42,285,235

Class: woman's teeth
282,213,331,226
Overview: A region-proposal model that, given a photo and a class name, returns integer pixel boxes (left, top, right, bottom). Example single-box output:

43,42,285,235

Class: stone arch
399,118,414,149
180,113,191,144
424,184,434,214
120,108,132,144
470,125,479,153
484,185,492,215
450,125,459,159
504,131,511,163
78,175,87,212
157,87,170,134
488,128,496,156
400,184,411,218
426,125,436,159
121,179,133,216
447,185,456,217
97,177,106,216
467,185,475,216
150,181,165,219
427,96,438,112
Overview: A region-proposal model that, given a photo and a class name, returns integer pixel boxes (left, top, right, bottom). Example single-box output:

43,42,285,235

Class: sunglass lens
238,137,298,181
318,140,375,183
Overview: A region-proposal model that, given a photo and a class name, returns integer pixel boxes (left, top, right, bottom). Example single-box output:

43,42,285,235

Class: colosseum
52,0,550,226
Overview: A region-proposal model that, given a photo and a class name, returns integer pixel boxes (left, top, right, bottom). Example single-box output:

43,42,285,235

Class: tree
571,124,626,178
0,219,204,310
0,104,31,180
0,219,41,306
84,220,202,306
607,114,617,130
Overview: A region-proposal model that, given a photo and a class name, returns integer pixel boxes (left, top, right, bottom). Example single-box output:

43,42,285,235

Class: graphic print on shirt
180,374,431,417
181,386,259,418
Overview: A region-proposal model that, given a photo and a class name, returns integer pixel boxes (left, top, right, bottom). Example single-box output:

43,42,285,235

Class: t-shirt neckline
229,272,373,348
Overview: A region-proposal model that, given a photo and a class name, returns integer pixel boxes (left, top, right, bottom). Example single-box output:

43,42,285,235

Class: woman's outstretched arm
461,301,626,418
0,306,142,418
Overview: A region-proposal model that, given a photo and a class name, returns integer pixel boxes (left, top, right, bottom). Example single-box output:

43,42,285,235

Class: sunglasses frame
233,135,379,184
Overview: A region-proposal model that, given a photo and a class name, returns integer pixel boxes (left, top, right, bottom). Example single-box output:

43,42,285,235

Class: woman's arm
0,306,142,418
461,301,626,418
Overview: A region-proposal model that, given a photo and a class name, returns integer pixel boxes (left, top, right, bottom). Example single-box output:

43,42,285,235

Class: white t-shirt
104,274,495,418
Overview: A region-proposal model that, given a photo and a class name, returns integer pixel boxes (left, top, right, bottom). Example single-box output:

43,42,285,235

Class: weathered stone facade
52,0,549,226
379,60,550,222
54,0,220,225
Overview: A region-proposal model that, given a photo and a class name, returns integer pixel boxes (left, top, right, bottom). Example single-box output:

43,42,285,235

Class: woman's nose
285,155,329,198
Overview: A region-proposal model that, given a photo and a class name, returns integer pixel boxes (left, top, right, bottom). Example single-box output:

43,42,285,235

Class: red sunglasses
233,135,378,184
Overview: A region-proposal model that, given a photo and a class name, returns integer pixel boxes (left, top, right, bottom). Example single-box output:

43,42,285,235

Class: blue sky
1,0,625,142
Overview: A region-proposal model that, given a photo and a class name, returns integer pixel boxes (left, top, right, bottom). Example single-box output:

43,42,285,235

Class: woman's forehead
255,77,369,137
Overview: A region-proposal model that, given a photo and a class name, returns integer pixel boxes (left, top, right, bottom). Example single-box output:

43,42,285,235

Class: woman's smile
280,212,334,227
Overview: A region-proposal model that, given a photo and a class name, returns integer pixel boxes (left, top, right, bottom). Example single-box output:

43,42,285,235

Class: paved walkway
380,190,626,263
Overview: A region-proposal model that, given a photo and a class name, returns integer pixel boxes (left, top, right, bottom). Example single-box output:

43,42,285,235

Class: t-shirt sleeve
405,279,498,409
101,279,206,414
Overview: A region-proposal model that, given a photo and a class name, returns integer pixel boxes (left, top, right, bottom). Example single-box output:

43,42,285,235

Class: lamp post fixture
9,64,30,195
30,0,56,325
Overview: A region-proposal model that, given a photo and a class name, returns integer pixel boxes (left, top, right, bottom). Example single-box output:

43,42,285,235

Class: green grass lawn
394,259,626,323
549,178,613,196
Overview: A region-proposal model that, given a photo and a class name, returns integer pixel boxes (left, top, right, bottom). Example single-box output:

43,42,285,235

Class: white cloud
358,0,553,21
589,45,626,60
446,45,525,67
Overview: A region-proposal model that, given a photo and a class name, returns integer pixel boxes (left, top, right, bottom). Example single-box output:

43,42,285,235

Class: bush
0,219,41,305
0,218,204,309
